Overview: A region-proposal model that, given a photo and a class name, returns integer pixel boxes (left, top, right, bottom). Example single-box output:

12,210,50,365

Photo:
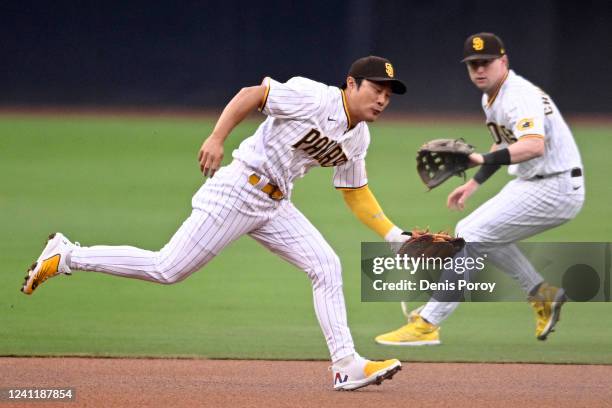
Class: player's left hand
198,136,224,177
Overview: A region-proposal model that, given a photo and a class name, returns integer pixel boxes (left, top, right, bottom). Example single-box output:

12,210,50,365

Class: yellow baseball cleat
529,283,567,341
375,315,441,346
21,233,76,295
332,355,401,391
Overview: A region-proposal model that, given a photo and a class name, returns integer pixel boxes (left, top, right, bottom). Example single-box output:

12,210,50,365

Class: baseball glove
417,138,475,189
398,229,465,259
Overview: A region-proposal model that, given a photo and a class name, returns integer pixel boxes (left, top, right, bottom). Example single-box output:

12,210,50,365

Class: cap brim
366,77,407,94
460,54,501,63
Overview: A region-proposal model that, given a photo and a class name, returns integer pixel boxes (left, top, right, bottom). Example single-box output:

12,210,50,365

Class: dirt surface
1,358,611,407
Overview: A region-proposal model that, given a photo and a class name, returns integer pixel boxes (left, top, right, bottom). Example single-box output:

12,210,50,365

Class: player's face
348,79,392,123
466,56,508,94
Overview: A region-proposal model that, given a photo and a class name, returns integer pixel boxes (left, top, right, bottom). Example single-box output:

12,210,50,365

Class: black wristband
473,164,501,185
482,148,511,165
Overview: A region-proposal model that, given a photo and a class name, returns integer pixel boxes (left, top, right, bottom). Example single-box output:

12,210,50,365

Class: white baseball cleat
332,354,402,391
21,232,77,295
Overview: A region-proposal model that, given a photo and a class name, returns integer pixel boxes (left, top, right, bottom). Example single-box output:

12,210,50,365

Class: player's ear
501,55,509,68
346,76,355,91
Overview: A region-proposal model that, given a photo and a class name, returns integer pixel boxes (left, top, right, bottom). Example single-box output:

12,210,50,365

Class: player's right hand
198,136,224,177
447,179,479,211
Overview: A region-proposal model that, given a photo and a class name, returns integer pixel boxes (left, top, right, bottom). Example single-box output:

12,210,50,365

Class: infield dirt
2,358,610,407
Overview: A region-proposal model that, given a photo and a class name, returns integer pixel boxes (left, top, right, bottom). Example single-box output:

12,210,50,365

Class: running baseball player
376,33,584,346
22,56,411,390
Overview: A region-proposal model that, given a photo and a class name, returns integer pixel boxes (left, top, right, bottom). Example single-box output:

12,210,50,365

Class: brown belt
248,174,284,201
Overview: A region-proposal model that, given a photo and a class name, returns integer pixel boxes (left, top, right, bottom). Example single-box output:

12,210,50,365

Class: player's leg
454,177,584,291
420,176,583,336
69,207,260,284
249,200,354,362
22,161,268,293
379,176,584,344
249,200,401,390
375,257,462,345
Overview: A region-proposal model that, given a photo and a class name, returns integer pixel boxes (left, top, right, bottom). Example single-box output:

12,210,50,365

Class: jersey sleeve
333,158,368,189
259,76,325,121
333,125,370,188
505,88,546,140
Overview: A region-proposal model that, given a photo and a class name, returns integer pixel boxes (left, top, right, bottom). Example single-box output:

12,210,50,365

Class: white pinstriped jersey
482,70,582,179
232,77,370,197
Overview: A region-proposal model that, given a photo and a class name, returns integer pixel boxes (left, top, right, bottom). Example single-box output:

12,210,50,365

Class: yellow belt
248,174,284,201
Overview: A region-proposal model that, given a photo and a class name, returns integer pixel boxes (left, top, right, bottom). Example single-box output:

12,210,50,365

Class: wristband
473,164,501,185
482,148,511,165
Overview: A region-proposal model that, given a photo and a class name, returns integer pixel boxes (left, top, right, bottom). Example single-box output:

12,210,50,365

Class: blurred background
2,0,611,114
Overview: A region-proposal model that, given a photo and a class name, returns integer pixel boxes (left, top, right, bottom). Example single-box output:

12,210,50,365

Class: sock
334,352,363,367
529,282,543,297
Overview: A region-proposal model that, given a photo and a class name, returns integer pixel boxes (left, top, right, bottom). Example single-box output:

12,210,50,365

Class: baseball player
376,33,584,346
22,56,411,390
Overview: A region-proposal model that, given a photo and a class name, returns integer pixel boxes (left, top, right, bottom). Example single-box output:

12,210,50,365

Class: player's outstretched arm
340,185,409,244
469,136,544,166
198,83,267,177
450,138,544,211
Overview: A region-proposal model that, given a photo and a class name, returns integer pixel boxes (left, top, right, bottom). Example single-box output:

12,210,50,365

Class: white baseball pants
70,160,355,362
421,172,585,325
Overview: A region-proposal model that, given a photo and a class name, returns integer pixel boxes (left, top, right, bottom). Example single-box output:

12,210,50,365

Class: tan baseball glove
417,138,475,189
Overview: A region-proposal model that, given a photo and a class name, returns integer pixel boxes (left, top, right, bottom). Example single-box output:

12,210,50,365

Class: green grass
1,114,611,364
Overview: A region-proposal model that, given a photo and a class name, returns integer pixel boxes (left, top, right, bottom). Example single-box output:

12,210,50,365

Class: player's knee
455,218,478,242
152,253,204,285
330,253,342,274
150,263,185,284
323,253,342,275
151,245,216,284
308,252,342,287
155,270,186,285
455,217,466,235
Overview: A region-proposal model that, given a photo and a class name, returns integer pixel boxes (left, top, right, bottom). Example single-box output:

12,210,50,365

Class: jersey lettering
486,122,517,144
482,71,582,179
292,129,348,167
541,92,554,116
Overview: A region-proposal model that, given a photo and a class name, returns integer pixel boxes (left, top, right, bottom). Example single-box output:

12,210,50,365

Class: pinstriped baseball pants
70,160,355,362
421,172,585,325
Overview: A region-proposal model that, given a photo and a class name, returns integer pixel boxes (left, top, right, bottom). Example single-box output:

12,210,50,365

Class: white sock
334,352,365,367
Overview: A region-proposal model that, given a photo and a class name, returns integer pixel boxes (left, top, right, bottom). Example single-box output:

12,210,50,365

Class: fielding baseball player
22,56,412,390
376,33,584,346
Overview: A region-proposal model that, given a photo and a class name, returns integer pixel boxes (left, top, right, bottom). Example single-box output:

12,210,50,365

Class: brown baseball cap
461,33,506,62
342,56,407,94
